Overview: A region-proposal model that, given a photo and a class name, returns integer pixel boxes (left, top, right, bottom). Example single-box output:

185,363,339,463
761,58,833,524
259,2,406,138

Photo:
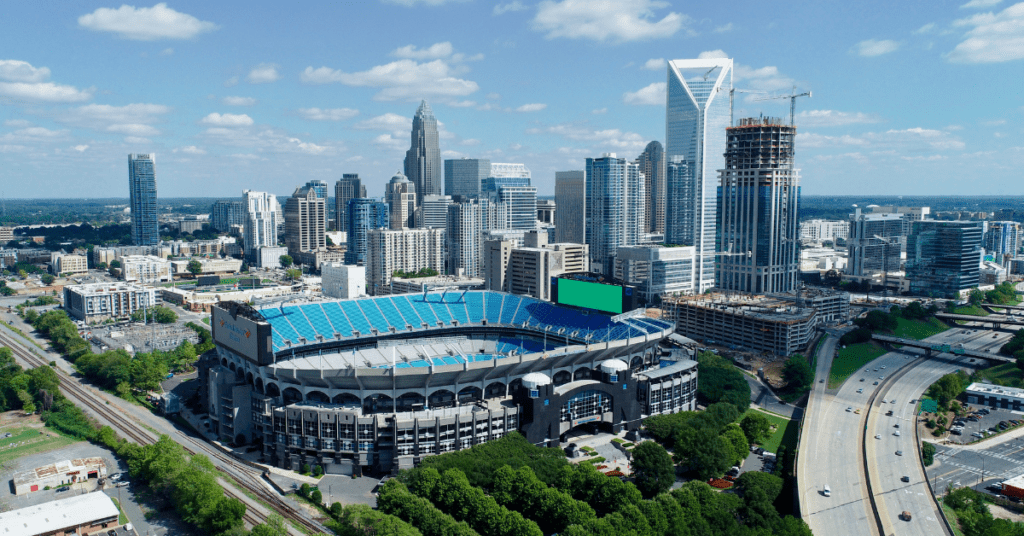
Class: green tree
250,515,288,536
286,268,301,281
740,412,772,445
279,254,293,268
331,504,422,536
922,441,936,466
23,308,39,323
630,441,675,498
720,425,750,465
41,274,55,285
782,355,814,392
736,471,784,502
310,489,323,505
186,259,203,276
676,428,732,480
153,306,177,324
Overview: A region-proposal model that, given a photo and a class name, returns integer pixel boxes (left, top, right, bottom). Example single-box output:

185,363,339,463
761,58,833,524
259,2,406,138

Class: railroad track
0,327,328,535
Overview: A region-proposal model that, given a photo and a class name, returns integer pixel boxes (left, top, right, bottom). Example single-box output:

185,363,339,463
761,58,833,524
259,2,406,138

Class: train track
0,327,328,535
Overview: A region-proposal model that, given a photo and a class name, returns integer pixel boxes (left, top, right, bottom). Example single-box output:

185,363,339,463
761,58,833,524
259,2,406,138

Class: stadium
202,288,697,475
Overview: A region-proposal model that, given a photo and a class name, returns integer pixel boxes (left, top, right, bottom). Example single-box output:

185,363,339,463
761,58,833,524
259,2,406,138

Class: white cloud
734,64,796,94
346,155,364,162
642,58,666,70
623,82,666,105
914,22,937,34
106,123,160,136
714,22,733,33
852,39,902,57
200,112,254,126
123,136,152,144
799,127,966,152
532,0,690,42
247,63,280,84
0,82,93,103
961,0,1002,8
301,59,479,101
487,92,501,100
222,96,257,106
174,145,206,154
355,113,411,132
372,133,407,151
78,3,218,41
592,108,607,114
382,0,470,5
494,1,527,15
516,103,547,112
461,138,481,146
527,123,648,152
795,110,882,127
0,60,51,83
448,100,477,107
982,119,1007,126
72,144,89,152
224,76,239,87
698,49,729,59
297,107,359,121
0,127,68,142
392,42,453,60
61,103,170,128
797,132,870,148
948,3,1024,63
160,47,174,56
442,149,467,158
4,119,31,127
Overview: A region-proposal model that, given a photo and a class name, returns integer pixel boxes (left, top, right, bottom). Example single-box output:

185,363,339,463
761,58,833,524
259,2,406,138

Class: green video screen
557,279,622,314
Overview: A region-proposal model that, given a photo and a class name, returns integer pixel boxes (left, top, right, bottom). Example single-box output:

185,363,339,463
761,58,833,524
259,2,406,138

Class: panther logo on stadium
245,330,251,338
219,320,225,327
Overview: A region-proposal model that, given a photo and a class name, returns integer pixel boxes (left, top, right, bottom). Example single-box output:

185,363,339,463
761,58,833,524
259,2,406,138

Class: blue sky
1,0,1022,199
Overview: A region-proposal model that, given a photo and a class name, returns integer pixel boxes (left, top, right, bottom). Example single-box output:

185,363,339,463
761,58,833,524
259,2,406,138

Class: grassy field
743,408,798,454
0,425,81,465
953,305,989,316
828,341,888,388
976,362,1021,387
893,317,950,340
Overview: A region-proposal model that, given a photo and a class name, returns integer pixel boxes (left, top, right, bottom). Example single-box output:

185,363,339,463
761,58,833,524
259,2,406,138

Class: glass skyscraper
444,158,490,199
665,58,733,293
585,154,645,275
906,220,983,298
405,100,442,204
335,174,366,233
128,153,158,246
345,198,390,266
554,170,585,245
636,141,666,235
305,179,328,200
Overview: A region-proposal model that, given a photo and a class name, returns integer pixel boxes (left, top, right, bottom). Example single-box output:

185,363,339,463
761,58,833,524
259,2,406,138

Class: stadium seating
321,302,354,338
375,297,408,329
484,292,503,323
392,295,425,327
465,292,485,323
340,301,372,334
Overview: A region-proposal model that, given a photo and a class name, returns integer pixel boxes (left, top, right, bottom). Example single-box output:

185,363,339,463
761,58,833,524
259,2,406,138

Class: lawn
893,317,949,341
743,408,798,455
0,425,82,465
201,317,210,325
110,496,130,525
828,341,887,388
953,305,989,317
976,362,1022,388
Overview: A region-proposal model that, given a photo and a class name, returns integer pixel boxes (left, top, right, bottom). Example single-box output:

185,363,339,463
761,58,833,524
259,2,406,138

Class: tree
41,274,55,285
720,425,750,465
186,259,203,276
23,308,39,324
279,254,293,268
675,428,732,480
331,504,422,536
740,412,772,445
922,441,936,466
310,489,323,504
250,515,288,536
782,355,814,392
736,471,784,502
630,441,675,498
286,268,302,281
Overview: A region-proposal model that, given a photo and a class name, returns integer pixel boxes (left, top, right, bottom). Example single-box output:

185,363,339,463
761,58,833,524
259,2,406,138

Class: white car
894,431,901,437
875,434,882,439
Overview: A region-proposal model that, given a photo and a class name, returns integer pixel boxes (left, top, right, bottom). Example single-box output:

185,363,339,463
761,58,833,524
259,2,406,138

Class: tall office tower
284,185,327,255
984,221,1021,259
418,195,453,229
636,141,666,234
554,171,585,244
385,172,417,230
484,164,535,231
445,158,490,199
447,198,492,277
404,100,442,204
665,57,733,293
344,199,389,266
305,179,328,200
128,153,159,246
716,117,800,294
365,228,445,295
584,154,645,275
242,190,279,261
867,205,931,236
334,174,366,233
847,208,905,277
906,220,983,297
211,200,245,232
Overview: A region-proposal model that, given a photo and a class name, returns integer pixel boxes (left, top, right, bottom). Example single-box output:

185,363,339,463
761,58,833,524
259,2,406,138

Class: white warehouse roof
0,491,119,536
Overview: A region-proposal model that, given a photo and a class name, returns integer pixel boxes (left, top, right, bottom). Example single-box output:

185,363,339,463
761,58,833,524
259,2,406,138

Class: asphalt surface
743,373,801,419
930,440,1024,495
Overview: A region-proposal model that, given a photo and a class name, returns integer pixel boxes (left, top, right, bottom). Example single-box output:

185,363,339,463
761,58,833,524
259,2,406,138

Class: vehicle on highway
881,366,886,369
894,424,900,428
855,409,862,414
886,410,894,416
896,450,903,456
894,431,901,436
846,407,852,412
875,434,882,439
820,379,824,383
823,485,831,497
56,486,69,492
109,473,121,481
857,388,864,393
890,399,896,404
860,378,865,382
902,476,910,482
901,511,912,521
874,381,879,385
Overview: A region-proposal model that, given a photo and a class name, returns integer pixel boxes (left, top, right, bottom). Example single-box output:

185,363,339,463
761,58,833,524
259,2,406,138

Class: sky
0,0,1022,199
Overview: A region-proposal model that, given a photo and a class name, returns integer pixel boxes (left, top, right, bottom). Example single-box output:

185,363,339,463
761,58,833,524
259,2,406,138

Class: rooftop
966,382,1024,399
0,491,119,536
65,281,153,295
663,293,817,324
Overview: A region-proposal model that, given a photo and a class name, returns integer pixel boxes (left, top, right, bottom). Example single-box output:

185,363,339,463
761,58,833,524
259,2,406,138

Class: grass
0,321,46,351
953,305,990,317
975,363,1022,387
828,341,888,388
0,425,82,464
893,317,950,340
743,408,798,454
110,496,130,525
940,502,968,536
201,317,210,325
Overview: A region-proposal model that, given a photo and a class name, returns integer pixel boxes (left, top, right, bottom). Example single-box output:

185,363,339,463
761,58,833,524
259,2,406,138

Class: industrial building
63,282,157,322
0,491,120,536
11,458,108,495
965,382,1024,410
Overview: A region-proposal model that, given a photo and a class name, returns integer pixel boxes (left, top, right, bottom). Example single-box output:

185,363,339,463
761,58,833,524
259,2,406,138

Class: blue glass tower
345,198,390,265
128,153,159,246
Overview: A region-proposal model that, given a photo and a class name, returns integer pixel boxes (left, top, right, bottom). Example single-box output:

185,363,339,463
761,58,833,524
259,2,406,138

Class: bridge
983,303,1024,313
870,334,1013,363
934,312,1024,329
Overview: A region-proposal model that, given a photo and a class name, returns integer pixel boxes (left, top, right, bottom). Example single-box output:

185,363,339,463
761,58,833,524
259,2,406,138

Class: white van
823,485,831,497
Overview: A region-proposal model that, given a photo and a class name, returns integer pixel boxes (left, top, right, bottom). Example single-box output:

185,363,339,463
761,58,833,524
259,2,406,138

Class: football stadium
202,288,697,475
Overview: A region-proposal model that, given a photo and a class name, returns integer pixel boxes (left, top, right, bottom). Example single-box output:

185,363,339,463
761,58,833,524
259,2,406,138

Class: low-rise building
0,226,13,243
63,282,157,322
169,257,243,276
294,249,346,272
121,255,172,284
0,491,120,536
613,245,697,301
965,382,1024,410
49,252,89,276
484,230,588,301
769,288,851,324
384,274,485,295
256,246,289,269
980,260,1008,285
321,263,366,299
12,458,108,495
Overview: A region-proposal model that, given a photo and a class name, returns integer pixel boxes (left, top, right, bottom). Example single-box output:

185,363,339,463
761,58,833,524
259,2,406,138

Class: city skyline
1,1,1021,199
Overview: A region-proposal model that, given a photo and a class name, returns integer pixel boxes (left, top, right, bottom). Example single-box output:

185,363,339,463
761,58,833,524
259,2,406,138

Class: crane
754,86,812,126
729,88,765,126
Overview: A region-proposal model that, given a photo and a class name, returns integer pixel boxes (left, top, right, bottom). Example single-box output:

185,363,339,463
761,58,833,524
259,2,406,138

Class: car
108,531,117,536
891,399,897,404
820,379,824,383
875,434,882,439
109,473,121,481
951,429,962,435
896,450,903,456
973,432,984,438
894,431,901,436
846,407,853,412
894,423,900,428
874,381,879,385
857,388,864,393
855,409,862,414
881,366,886,369
860,378,865,382
968,417,979,422
902,476,910,482
56,486,69,492
886,410,894,416
879,376,884,380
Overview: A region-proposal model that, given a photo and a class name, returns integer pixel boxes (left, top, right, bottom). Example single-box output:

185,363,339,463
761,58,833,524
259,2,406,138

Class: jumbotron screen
555,278,624,314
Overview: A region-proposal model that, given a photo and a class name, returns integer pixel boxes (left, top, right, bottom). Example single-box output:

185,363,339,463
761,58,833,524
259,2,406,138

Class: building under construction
662,292,818,356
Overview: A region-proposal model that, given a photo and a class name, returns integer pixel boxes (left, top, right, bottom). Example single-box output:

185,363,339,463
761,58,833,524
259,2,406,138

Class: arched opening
235,367,244,380
558,389,615,442
332,393,361,406
509,378,523,396
428,389,455,408
255,378,265,395
306,390,329,403
246,372,254,385
458,386,482,404
221,358,227,367
364,394,393,413
229,362,237,372
630,356,643,370
265,382,280,398
397,392,426,412
553,370,572,386
485,382,506,399
573,367,592,381
282,387,303,405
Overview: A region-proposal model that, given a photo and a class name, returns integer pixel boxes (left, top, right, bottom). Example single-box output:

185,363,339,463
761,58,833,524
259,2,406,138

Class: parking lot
944,406,1024,445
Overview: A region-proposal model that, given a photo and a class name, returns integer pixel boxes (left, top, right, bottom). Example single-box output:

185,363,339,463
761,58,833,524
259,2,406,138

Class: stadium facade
202,290,696,475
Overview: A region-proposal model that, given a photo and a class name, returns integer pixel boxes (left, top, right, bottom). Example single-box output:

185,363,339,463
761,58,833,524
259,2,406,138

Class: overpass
983,303,1024,313
934,312,1024,329
871,334,1013,363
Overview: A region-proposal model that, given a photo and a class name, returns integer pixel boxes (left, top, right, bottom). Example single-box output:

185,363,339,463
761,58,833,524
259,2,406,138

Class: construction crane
754,86,812,126
729,88,765,126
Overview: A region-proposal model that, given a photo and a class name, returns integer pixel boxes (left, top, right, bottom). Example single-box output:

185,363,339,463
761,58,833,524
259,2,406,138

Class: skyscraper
405,100,442,204
365,228,445,295
665,57,733,293
128,153,158,246
305,179,328,200
335,174,366,233
345,198,389,266
847,209,904,277
716,117,800,294
906,220,983,298
636,141,666,234
385,172,417,230
584,154,645,275
242,190,279,261
417,195,453,229
984,221,1021,259
554,170,585,244
284,185,327,255
447,198,494,277
444,158,490,199
211,200,245,232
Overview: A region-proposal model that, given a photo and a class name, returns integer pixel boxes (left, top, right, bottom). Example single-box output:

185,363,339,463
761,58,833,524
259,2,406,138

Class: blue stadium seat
376,297,408,328
445,295,469,324
320,302,354,337
408,295,439,326
360,299,393,332
299,304,333,338
339,301,371,334
499,295,521,324
427,297,454,325
393,296,426,327
281,306,318,342
512,298,534,325
484,292,503,323
465,292,485,323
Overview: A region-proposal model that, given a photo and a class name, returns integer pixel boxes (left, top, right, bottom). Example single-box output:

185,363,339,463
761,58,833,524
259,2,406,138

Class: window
560,390,612,423
610,374,618,383
530,389,539,398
